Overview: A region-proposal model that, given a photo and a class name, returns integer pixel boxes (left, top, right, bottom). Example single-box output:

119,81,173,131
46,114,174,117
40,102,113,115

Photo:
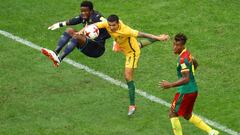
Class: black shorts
78,38,105,58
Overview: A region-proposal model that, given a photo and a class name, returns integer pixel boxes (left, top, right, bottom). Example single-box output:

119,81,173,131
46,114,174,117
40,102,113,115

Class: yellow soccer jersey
96,21,140,55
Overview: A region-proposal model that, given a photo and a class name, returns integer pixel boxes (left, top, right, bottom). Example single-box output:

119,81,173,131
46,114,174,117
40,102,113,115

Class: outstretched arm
138,32,169,41
48,16,82,30
48,21,67,30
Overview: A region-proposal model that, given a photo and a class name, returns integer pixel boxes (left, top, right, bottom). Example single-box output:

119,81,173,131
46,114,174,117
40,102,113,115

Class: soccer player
41,1,110,66
160,33,219,135
95,14,169,116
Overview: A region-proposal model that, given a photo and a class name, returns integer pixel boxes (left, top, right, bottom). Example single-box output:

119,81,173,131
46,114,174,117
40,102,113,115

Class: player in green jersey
160,33,219,135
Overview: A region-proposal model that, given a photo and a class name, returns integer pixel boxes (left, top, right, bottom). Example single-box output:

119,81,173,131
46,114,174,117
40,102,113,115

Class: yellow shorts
125,52,140,69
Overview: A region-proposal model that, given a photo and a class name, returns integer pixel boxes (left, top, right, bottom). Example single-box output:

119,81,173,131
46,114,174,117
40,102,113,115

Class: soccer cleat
209,129,219,135
128,105,136,116
41,48,60,67
112,41,122,52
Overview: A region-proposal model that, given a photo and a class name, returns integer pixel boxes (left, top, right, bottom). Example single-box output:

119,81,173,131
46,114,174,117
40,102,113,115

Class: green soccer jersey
177,49,198,94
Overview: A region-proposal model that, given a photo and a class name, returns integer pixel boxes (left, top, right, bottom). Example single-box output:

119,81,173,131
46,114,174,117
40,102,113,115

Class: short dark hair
174,33,187,45
107,14,119,23
81,1,93,10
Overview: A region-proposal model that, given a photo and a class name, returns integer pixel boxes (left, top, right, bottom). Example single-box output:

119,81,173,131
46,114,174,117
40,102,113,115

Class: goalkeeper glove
48,21,66,30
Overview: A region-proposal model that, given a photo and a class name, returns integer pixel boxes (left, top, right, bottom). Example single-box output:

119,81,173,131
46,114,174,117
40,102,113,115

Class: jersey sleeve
92,11,106,22
68,16,83,25
123,26,139,37
180,56,190,72
95,21,108,29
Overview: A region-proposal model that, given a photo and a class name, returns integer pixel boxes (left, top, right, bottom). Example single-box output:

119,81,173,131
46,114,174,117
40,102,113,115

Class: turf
0,0,239,135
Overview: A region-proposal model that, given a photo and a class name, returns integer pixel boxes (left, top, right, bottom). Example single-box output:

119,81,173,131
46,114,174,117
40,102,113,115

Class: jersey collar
118,20,123,31
179,48,187,56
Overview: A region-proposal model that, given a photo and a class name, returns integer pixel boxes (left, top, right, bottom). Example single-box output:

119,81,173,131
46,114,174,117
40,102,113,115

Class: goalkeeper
42,0,110,67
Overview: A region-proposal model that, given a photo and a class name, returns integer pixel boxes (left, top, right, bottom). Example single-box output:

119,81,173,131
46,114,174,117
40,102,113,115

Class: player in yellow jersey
96,14,169,116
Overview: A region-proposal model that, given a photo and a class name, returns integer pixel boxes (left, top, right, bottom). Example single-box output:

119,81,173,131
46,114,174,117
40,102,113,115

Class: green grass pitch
0,0,239,135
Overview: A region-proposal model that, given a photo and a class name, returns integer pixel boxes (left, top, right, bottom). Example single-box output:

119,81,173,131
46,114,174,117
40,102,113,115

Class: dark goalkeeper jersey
68,10,110,46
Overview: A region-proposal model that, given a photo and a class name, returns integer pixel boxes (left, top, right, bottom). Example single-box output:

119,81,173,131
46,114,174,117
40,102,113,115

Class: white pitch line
0,29,239,135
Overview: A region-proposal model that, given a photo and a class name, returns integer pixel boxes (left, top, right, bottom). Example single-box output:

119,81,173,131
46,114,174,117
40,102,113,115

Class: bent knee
65,28,77,36
183,114,192,120
72,34,86,40
124,70,133,81
125,76,132,82
169,111,178,118
72,34,87,45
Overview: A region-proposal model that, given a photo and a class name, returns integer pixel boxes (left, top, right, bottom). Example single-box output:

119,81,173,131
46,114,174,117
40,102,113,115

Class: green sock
127,81,135,105
138,38,157,48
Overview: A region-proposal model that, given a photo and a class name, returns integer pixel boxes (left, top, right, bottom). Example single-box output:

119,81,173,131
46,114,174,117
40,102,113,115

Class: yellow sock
170,117,183,135
189,114,212,133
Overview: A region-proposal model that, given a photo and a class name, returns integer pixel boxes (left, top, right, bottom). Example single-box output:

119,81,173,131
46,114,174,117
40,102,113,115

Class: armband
59,21,67,27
